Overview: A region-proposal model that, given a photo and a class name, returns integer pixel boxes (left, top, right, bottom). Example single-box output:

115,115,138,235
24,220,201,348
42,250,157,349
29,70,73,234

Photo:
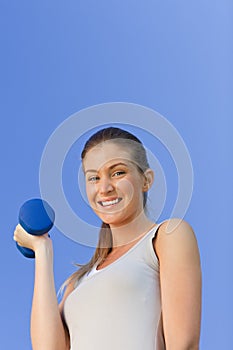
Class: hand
13,224,52,253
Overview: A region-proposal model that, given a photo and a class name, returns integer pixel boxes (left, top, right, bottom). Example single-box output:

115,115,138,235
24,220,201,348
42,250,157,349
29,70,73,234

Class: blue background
1,1,232,348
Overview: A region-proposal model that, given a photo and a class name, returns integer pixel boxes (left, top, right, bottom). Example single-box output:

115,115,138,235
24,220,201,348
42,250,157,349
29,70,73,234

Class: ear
142,168,154,192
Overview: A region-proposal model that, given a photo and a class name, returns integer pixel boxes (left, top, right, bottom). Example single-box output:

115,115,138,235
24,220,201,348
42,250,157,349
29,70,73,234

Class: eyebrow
84,162,129,175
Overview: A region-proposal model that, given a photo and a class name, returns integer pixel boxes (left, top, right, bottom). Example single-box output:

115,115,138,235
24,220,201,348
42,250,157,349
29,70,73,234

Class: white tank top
64,222,166,350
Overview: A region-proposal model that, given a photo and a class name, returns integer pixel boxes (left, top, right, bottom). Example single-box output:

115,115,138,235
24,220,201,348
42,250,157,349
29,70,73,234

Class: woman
14,127,202,350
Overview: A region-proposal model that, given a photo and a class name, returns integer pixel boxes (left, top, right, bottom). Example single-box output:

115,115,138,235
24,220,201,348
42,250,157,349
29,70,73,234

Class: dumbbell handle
16,198,55,259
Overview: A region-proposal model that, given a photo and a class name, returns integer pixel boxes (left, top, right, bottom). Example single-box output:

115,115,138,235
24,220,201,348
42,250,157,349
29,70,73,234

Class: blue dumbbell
16,198,55,258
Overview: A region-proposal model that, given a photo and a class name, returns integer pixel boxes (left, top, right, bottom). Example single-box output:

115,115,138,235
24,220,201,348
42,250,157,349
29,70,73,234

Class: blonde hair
61,127,150,291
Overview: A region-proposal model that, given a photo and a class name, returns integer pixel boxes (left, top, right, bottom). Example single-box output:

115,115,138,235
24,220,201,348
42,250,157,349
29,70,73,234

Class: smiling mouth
98,198,122,207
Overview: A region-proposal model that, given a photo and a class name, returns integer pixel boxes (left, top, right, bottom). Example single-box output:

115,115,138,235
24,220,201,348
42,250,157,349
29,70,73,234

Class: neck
109,213,156,248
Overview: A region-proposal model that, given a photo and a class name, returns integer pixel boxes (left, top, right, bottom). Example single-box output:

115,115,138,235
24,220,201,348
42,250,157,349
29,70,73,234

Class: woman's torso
64,222,166,350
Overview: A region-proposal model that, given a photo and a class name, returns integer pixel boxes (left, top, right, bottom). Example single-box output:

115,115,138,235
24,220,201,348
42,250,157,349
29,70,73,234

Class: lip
97,197,123,207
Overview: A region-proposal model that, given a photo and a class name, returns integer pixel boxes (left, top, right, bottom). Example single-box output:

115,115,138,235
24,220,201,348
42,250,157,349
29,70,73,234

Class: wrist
34,239,53,260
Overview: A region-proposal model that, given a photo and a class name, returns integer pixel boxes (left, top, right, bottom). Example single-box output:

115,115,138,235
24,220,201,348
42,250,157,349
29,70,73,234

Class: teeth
101,198,121,207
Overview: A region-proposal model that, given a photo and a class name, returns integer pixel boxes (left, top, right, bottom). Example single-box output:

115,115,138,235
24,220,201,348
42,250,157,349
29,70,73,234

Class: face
82,141,151,227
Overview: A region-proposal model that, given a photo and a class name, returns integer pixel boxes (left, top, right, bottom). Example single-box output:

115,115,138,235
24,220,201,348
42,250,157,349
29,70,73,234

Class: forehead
83,141,134,171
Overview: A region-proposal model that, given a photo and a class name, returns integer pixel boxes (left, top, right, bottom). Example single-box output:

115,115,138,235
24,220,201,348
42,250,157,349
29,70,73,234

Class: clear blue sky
1,1,232,348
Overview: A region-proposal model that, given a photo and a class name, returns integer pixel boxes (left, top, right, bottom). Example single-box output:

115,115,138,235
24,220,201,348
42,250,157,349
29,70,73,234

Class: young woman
14,127,202,350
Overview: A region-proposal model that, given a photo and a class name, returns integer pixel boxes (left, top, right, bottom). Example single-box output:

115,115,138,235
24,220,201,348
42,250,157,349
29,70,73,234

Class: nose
98,176,114,195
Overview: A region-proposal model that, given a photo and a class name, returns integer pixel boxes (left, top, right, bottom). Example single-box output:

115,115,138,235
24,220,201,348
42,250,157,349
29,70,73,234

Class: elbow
32,343,68,350
184,343,199,350
184,334,200,350
185,345,199,350
166,337,200,350
172,344,200,350
167,345,199,350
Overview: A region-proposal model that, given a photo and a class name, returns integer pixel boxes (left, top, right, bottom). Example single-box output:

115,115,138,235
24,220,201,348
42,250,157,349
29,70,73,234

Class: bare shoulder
154,219,202,347
154,218,200,262
158,218,195,237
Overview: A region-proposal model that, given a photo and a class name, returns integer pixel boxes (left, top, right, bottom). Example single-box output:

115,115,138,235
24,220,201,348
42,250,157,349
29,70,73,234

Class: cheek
85,184,96,202
116,178,136,202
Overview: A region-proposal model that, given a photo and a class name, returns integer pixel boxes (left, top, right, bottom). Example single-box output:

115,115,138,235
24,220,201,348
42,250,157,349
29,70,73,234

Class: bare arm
14,225,71,350
155,219,202,350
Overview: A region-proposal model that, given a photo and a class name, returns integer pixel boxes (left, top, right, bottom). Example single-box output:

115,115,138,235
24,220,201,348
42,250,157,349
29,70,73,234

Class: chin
93,205,134,226
99,216,121,225
97,214,125,226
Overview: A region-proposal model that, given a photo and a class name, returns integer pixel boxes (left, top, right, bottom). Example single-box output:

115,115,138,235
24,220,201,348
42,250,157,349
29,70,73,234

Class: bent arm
14,225,70,350
155,219,202,350
31,242,70,350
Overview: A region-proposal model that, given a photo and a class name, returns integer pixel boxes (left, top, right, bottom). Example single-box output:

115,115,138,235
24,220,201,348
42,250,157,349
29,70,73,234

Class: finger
13,234,22,246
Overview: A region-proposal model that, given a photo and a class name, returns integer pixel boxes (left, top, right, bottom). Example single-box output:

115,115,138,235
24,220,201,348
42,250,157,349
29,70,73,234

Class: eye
87,176,99,183
112,170,126,177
